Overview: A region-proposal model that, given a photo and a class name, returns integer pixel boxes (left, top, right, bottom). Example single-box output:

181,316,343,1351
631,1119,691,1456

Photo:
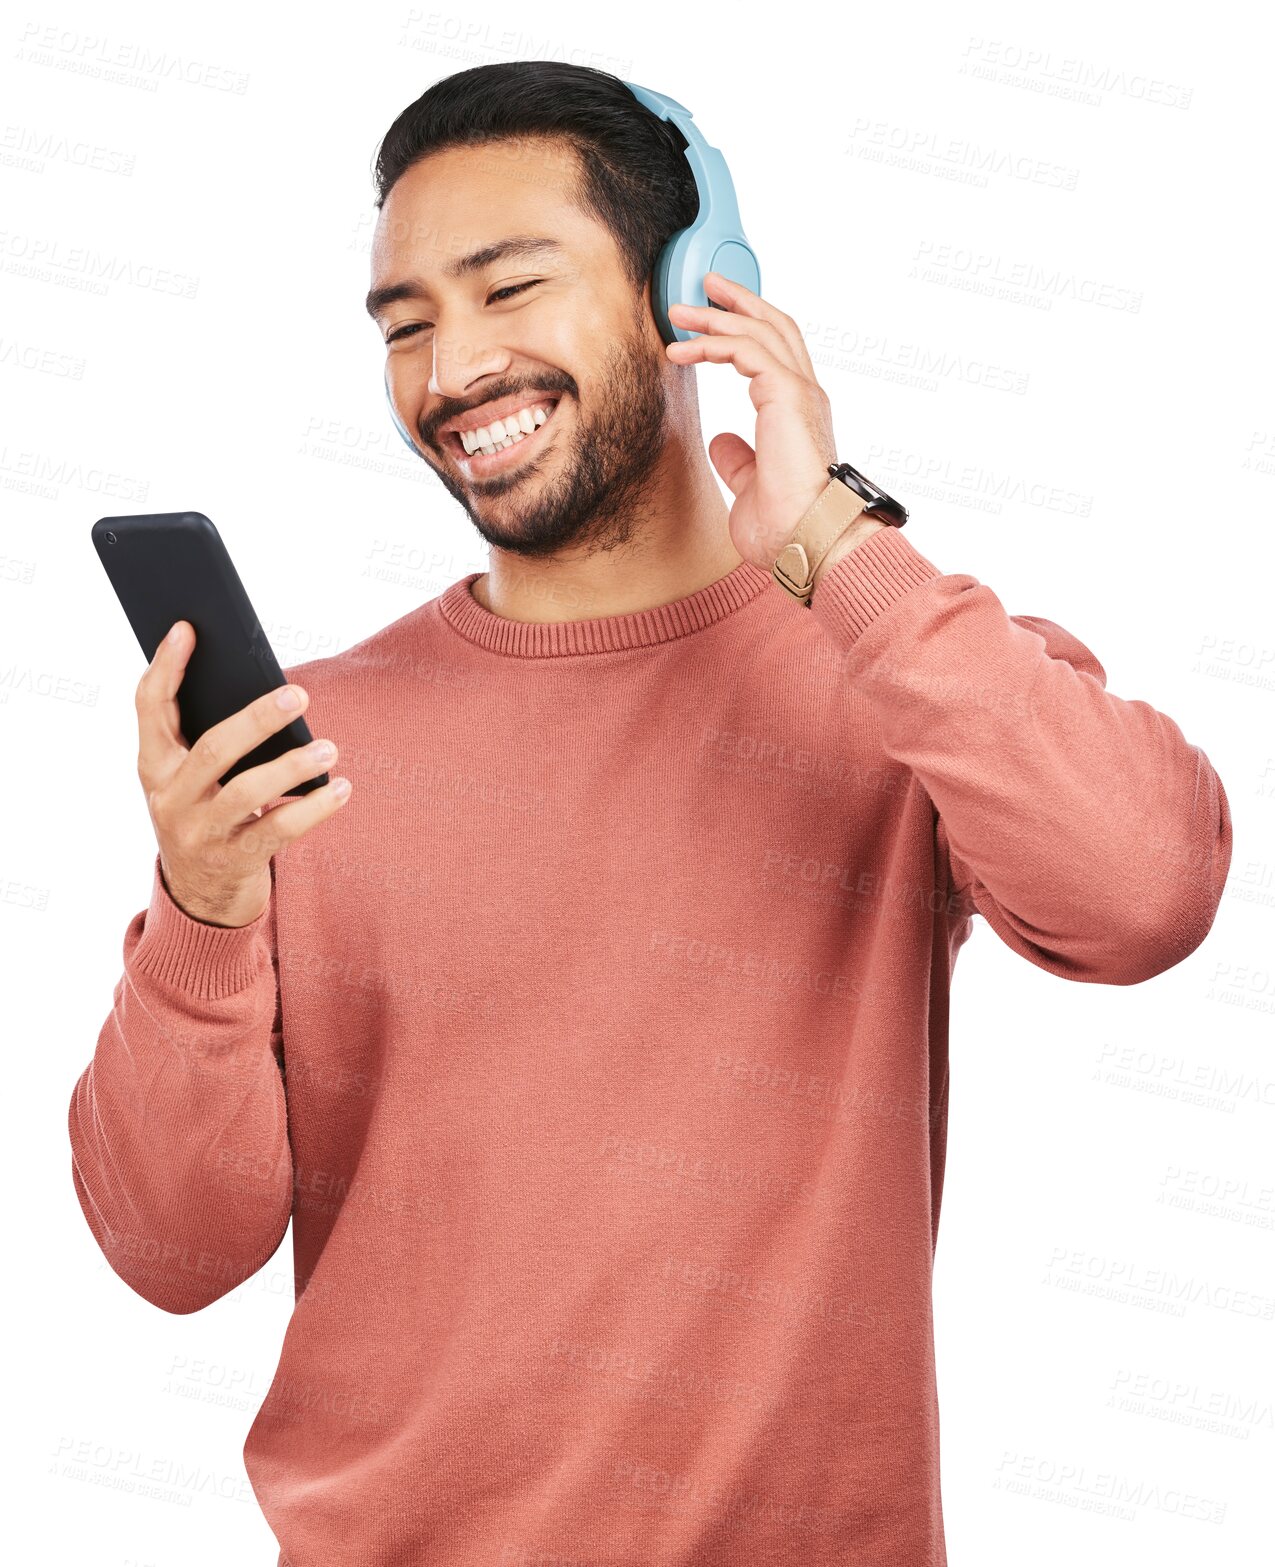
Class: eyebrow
365,235,566,321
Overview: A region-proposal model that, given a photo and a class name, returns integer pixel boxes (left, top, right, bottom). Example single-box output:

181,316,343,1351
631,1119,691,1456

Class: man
68,60,1232,1567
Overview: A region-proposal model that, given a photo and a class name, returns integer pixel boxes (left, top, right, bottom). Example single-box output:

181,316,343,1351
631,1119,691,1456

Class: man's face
369,136,674,560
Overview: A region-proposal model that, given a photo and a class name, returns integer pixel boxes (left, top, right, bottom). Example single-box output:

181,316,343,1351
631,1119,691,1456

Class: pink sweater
68,527,1231,1566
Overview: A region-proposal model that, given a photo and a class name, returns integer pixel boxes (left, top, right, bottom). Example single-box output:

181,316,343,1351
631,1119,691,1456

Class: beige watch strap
772,476,869,605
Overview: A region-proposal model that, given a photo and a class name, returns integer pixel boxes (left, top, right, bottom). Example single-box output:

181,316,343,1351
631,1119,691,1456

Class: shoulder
277,581,474,698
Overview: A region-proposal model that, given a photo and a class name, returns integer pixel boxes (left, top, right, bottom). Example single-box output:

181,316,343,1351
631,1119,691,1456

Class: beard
421,310,669,562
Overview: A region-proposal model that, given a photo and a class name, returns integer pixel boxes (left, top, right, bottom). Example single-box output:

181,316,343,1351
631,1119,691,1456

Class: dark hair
371,61,699,293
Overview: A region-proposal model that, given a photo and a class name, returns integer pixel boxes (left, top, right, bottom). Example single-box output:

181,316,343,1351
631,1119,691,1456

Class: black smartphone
92,510,328,797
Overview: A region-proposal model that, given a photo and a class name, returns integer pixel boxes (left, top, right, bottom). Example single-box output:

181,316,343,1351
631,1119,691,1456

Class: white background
3,0,1272,1562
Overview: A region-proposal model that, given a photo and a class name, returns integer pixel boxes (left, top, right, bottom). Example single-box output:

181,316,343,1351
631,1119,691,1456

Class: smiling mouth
443,395,564,461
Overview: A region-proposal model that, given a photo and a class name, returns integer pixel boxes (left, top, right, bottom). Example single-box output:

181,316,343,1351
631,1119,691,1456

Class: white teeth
459,401,555,455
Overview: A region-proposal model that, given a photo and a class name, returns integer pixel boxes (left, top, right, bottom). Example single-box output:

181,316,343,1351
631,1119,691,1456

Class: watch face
835,463,907,525
833,463,880,503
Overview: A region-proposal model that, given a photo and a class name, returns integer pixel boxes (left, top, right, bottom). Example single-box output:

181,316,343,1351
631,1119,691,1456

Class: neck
469,433,743,624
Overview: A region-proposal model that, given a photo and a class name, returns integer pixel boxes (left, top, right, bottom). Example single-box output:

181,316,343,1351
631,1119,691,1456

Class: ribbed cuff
809,525,943,645
131,852,272,1000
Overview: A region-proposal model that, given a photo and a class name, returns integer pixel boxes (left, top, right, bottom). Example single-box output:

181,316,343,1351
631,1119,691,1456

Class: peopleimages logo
844,117,1081,191
959,36,1194,110
15,23,250,93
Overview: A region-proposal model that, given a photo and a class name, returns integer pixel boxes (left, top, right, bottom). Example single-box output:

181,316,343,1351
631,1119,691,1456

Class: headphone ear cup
648,241,677,346
658,233,761,348
384,367,418,452
708,240,761,300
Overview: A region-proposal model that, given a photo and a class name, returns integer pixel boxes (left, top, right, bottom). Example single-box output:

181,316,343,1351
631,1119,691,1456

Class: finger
168,682,312,813
702,271,819,380
707,431,756,496
207,730,337,836
666,329,805,407
136,619,197,790
227,774,353,861
667,300,803,377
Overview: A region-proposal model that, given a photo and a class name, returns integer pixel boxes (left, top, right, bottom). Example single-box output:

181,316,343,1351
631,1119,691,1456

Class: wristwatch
772,461,909,606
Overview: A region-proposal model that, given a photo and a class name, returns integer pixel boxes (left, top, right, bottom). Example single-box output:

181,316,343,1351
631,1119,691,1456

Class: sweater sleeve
809,527,1233,985
67,852,293,1313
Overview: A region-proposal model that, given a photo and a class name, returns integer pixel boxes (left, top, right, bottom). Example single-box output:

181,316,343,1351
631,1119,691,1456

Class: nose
428,318,511,401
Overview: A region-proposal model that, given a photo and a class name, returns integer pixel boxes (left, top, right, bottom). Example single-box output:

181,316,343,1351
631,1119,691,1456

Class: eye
487,279,542,305
384,280,542,345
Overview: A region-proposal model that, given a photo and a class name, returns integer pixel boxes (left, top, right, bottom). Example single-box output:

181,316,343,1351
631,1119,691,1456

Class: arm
67,852,293,1313
808,526,1233,985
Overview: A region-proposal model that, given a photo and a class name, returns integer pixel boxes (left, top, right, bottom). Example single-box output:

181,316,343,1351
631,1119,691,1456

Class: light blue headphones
621,80,761,346
384,79,759,452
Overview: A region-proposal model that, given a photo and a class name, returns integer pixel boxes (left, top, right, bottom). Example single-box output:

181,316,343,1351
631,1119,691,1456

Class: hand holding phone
139,622,352,928
92,510,330,797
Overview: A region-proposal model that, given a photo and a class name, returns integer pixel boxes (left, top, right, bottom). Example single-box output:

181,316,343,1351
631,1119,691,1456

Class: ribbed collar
437,558,774,658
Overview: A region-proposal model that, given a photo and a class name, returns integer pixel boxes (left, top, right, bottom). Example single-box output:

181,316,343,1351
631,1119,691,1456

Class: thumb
707,432,755,495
